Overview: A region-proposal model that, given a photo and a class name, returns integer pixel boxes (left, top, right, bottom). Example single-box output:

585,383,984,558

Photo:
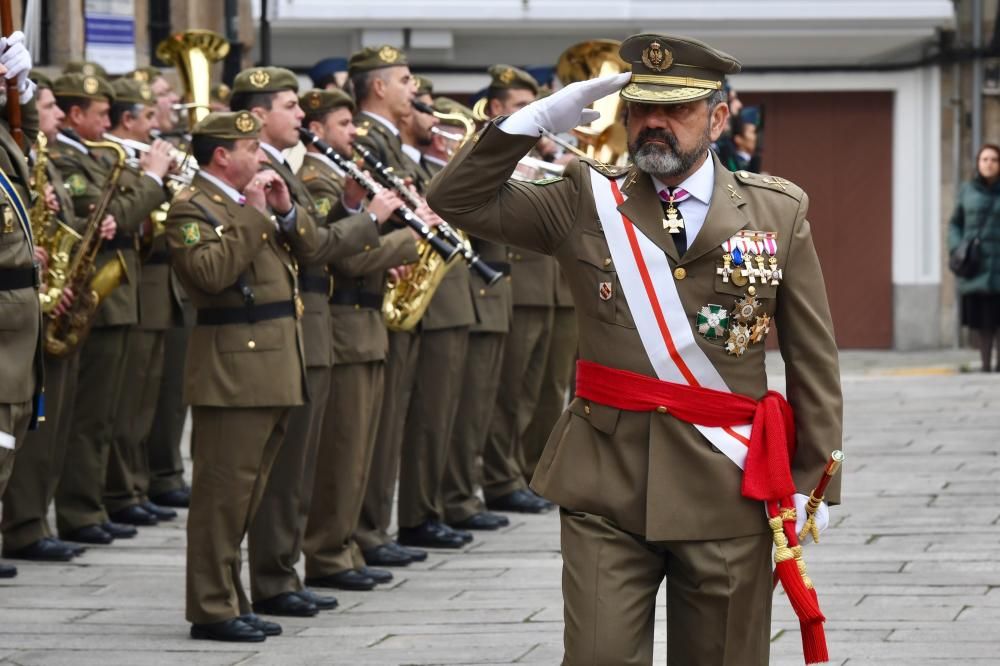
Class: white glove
0,31,33,101
499,72,631,137
793,492,829,541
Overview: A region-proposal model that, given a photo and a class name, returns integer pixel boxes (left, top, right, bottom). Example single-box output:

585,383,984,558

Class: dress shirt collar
260,142,286,166
361,110,400,137
651,151,715,204
197,170,245,204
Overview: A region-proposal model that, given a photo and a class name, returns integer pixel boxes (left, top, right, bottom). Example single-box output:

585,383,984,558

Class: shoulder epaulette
587,160,630,179
732,170,804,201
355,118,371,137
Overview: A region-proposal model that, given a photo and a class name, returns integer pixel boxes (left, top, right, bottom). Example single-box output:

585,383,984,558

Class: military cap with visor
413,75,433,97
618,34,741,105
300,88,355,115
53,73,115,103
432,96,474,126
111,78,155,106
63,60,108,79
31,70,53,91
129,66,163,83
191,111,261,139
487,64,539,95
211,82,232,105
233,66,300,95
347,45,408,77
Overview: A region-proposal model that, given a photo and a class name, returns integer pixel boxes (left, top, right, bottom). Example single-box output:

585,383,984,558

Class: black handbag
949,212,987,278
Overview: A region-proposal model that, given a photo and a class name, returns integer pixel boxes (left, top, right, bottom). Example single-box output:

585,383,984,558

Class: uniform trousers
355,330,420,551
185,405,289,624
147,318,191,498
520,306,578,481
304,361,384,577
0,400,34,505
2,351,79,550
55,326,130,533
104,328,166,512
441,331,506,523
397,326,469,528
482,306,553,501
248,365,329,601
560,509,772,666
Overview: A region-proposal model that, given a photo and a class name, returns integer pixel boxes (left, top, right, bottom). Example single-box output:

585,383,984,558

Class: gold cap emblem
249,69,270,89
378,46,399,64
499,68,515,85
82,63,96,76
235,112,256,133
133,70,149,82
641,41,673,72
139,83,152,101
83,76,99,95
308,94,321,109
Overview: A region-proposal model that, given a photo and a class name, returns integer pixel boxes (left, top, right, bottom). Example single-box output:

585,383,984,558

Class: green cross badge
697,304,729,340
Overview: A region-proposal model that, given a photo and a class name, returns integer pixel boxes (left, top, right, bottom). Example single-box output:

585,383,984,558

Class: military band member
1,72,86,563
478,65,555,514
230,66,380,617
428,34,842,665
101,77,178,526
296,88,419,591
0,32,44,577
50,73,172,545
348,45,429,565
130,67,184,146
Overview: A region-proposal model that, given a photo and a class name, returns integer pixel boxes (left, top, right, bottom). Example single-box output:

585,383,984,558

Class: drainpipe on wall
972,0,983,160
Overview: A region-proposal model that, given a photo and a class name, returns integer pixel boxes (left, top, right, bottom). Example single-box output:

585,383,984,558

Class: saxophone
44,140,129,357
31,133,83,314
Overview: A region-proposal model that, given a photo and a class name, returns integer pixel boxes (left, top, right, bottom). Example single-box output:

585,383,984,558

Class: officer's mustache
633,128,680,154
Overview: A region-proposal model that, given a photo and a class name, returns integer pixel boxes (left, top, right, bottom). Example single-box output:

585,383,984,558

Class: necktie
659,186,691,256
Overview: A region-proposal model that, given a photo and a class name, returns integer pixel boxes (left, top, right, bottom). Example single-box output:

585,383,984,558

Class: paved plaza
0,350,997,665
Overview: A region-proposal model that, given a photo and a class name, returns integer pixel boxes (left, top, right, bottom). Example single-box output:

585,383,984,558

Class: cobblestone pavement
0,350,997,665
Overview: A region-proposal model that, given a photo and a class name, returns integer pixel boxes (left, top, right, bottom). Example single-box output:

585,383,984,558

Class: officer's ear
708,98,730,143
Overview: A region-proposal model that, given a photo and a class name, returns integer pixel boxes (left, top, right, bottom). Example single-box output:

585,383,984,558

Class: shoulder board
585,159,630,180
299,163,319,183
355,118,371,137
732,170,804,201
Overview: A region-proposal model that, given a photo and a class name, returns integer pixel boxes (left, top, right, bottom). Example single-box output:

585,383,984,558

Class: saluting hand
503,72,631,136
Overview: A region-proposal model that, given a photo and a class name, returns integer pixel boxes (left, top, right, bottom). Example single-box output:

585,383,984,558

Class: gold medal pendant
731,266,748,287
750,313,771,344
726,324,751,357
732,294,761,324
716,253,733,283
662,202,684,234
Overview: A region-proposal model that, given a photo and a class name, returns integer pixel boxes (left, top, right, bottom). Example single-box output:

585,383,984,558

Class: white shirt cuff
341,195,363,215
497,112,543,138
277,206,297,231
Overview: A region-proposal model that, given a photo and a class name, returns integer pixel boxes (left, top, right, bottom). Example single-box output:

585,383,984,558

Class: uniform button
515,254,522,260
261,232,268,240
505,275,512,282
479,288,486,296
584,404,591,415
298,227,306,236
355,304,360,310
748,285,757,296
364,244,372,251
247,340,256,350
603,257,612,267
656,405,668,414
673,267,687,280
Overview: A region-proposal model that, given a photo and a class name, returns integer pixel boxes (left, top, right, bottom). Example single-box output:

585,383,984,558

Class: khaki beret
432,97,473,126
414,75,433,96
53,73,115,103
487,65,539,95
31,70,53,91
63,60,109,79
111,78,154,105
300,88,355,116
347,45,408,77
211,82,232,105
191,111,261,139
233,66,299,95
129,67,163,83
618,33,741,105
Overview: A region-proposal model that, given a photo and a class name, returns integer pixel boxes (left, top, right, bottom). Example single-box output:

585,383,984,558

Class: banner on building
84,0,136,74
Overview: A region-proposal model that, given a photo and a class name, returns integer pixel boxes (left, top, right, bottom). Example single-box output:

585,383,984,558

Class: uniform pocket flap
215,319,284,352
576,230,614,272
567,396,621,435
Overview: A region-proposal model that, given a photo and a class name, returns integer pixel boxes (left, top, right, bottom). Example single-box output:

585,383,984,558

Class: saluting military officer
296,88,419,591
1,71,88,564
229,66,381,618
429,34,843,665
50,72,173,545
476,65,556,515
0,32,44,578
100,77,179,527
347,45,431,566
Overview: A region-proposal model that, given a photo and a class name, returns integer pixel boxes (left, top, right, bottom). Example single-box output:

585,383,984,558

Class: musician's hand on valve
793,493,829,540
501,71,631,136
54,286,75,316
140,139,173,180
43,183,60,214
0,31,35,102
415,204,442,228
259,171,292,215
243,174,270,215
99,214,117,240
367,189,403,225
33,246,48,274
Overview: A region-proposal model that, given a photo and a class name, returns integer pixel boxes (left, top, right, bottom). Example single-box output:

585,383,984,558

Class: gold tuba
44,140,129,357
155,29,230,128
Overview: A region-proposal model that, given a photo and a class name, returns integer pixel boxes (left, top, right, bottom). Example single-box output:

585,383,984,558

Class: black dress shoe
61,525,114,544
397,521,465,549
391,541,428,562
487,489,553,514
239,613,281,636
101,521,138,538
0,563,16,578
3,537,76,562
434,521,473,544
450,512,503,531
362,543,412,567
50,538,86,557
305,569,376,591
488,511,510,527
190,617,265,642
151,487,190,508
141,501,178,521
108,505,158,526
526,488,556,510
358,566,392,584
252,591,317,617
295,588,338,611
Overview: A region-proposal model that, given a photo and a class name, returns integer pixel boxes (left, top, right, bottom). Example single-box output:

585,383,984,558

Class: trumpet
101,133,199,189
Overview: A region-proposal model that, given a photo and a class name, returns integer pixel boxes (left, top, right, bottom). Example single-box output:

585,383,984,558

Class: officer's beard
629,126,709,179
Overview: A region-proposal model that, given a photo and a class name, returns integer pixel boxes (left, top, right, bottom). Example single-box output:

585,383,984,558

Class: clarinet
298,128,460,262
353,143,503,286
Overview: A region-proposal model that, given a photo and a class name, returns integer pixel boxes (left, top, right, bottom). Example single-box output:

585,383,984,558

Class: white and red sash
589,169,752,470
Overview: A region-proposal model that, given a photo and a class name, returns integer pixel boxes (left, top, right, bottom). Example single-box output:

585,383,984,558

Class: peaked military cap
31,70,53,91
487,64,539,95
53,73,115,103
300,88,355,116
347,45,408,76
414,75,433,96
191,111,261,139
618,33,741,105
211,82,232,105
233,66,299,95
63,60,108,79
129,67,163,83
111,78,154,105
